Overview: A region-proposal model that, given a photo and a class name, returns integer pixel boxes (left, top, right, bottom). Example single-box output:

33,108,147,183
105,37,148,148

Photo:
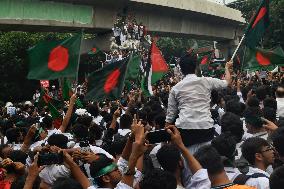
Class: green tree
156,37,212,63
0,32,70,102
228,0,284,48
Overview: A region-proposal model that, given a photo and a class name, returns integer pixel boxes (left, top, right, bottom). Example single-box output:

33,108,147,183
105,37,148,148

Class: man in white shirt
276,85,284,118
166,52,232,154
241,137,274,189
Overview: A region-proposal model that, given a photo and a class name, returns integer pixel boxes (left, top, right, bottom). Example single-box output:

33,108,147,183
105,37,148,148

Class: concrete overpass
0,0,245,42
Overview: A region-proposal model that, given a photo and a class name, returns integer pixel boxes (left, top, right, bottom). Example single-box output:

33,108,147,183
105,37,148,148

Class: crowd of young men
0,52,284,189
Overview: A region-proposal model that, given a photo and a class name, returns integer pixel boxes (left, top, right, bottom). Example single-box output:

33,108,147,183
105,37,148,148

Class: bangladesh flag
125,53,142,81
88,45,101,55
27,34,82,80
38,90,63,109
244,46,284,71
141,41,168,96
244,0,270,48
62,78,83,108
41,90,63,129
85,57,129,101
198,51,214,65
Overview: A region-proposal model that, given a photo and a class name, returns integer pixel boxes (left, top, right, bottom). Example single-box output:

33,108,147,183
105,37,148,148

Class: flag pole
75,30,84,92
230,34,246,62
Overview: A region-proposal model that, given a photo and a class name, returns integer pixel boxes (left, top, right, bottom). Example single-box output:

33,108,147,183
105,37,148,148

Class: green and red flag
141,41,168,96
244,46,284,71
125,53,142,81
85,57,130,101
41,90,63,129
27,34,82,80
62,78,83,108
88,45,101,55
38,90,63,109
244,0,270,48
200,56,209,65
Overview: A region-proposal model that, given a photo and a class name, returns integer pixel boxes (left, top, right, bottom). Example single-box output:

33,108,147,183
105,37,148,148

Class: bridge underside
0,0,245,41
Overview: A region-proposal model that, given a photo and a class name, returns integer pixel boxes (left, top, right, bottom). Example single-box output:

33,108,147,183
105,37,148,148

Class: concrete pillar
216,38,240,60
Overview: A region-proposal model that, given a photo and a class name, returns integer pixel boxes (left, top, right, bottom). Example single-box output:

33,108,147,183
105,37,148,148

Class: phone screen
146,129,171,144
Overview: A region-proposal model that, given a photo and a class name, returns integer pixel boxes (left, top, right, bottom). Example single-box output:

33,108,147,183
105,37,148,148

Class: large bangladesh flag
244,46,284,71
85,57,129,101
27,34,82,80
244,0,270,48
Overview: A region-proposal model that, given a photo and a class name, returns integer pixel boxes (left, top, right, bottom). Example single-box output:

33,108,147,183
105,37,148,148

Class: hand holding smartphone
146,129,171,144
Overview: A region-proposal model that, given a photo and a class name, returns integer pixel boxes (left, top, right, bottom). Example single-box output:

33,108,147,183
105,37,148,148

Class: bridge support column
216,39,240,60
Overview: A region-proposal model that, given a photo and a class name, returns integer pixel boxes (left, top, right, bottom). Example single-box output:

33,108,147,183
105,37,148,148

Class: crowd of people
0,52,284,189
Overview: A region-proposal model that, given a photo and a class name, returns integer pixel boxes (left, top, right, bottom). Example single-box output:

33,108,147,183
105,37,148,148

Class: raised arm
166,125,202,174
59,94,76,133
225,61,233,86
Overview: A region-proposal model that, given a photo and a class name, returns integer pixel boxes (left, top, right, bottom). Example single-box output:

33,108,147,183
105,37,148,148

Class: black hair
270,166,284,189
211,133,237,166
263,107,277,122
52,177,83,189
110,136,128,157
220,112,244,143
0,119,13,136
0,144,10,158
241,137,270,165
271,127,284,157
41,115,53,130
194,145,224,175
76,115,93,128
89,123,103,143
154,114,166,129
11,175,40,189
276,85,284,98
90,154,113,187
139,169,177,189
5,128,22,143
263,97,277,110
47,134,68,149
87,104,100,117
225,100,245,117
9,150,28,165
72,123,89,140
156,144,181,173
119,114,133,129
179,53,197,75
256,86,269,101
211,89,222,105
243,107,263,129
247,96,260,108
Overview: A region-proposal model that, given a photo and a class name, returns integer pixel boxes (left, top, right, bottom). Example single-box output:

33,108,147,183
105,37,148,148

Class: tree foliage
228,0,284,48
156,37,212,63
0,32,69,102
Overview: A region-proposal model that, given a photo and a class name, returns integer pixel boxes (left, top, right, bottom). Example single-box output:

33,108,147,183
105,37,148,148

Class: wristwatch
125,167,135,176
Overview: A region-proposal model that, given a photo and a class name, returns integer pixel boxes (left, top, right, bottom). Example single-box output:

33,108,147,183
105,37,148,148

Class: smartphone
146,129,171,144
38,152,64,166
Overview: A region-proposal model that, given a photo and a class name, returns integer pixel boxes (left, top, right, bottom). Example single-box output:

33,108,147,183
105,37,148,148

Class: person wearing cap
166,52,232,154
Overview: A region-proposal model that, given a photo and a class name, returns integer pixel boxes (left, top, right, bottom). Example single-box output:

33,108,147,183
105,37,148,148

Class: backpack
233,173,269,185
